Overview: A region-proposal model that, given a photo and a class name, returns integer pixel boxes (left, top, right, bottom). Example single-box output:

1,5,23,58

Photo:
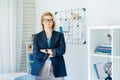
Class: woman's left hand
49,54,54,57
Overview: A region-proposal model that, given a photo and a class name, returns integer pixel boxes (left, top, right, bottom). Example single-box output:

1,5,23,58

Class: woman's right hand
40,49,46,54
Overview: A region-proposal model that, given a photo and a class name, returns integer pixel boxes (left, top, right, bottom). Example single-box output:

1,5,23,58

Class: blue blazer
31,30,67,77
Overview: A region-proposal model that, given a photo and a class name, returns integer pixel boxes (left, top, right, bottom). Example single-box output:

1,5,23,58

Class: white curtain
0,0,16,73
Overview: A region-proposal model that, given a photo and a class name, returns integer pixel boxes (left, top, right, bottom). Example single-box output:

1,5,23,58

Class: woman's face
42,15,53,30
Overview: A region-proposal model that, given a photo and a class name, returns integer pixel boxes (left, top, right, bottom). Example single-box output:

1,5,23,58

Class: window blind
16,0,36,72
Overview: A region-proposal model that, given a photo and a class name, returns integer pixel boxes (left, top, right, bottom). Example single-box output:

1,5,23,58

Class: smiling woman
31,12,67,80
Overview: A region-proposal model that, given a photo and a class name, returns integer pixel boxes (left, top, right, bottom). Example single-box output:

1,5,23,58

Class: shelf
113,56,120,59
88,26,120,80
26,42,34,73
90,54,112,58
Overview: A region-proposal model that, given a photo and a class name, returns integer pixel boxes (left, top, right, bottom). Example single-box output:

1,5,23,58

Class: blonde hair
41,12,56,30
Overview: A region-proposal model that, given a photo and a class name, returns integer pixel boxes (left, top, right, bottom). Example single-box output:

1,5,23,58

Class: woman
31,12,67,80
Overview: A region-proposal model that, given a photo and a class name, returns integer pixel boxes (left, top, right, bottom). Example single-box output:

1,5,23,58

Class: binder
94,63,107,80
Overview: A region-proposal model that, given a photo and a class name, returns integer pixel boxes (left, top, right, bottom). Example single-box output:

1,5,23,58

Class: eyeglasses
43,19,53,23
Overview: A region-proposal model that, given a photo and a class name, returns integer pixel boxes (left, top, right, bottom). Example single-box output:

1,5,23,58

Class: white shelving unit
112,28,120,80
88,26,120,80
26,42,34,73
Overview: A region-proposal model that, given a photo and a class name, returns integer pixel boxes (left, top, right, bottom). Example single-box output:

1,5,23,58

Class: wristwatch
44,49,48,60
45,49,48,53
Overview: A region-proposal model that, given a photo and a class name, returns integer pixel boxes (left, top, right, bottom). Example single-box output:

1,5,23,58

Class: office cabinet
88,26,120,80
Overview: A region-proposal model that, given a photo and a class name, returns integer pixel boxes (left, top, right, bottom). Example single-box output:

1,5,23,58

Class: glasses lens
43,19,53,23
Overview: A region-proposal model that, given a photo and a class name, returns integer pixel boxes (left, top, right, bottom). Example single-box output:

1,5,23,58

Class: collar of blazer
40,30,56,48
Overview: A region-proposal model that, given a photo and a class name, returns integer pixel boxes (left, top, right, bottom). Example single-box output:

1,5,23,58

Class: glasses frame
43,19,53,23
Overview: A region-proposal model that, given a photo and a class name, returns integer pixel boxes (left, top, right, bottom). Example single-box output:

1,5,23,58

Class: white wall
86,0,120,26
35,0,120,80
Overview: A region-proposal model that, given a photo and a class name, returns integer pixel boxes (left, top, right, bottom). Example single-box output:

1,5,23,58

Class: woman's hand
40,49,52,54
49,54,54,57
48,49,54,57
40,49,54,57
40,49,46,54
47,49,53,55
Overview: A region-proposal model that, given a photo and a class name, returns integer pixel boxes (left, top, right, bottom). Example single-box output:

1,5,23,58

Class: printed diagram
54,8,86,44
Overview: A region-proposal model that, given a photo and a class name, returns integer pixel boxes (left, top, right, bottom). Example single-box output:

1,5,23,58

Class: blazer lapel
41,31,49,48
50,31,56,48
